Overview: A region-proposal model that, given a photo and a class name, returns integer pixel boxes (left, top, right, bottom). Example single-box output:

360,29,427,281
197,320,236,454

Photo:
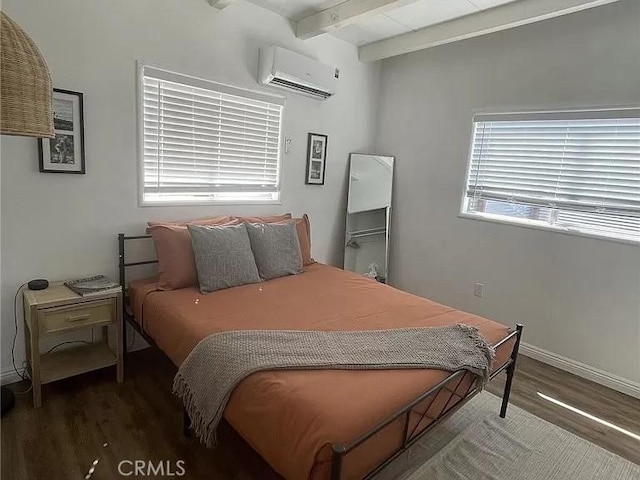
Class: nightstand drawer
39,300,115,335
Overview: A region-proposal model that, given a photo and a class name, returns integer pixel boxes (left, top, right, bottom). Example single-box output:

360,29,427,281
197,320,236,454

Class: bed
119,233,522,480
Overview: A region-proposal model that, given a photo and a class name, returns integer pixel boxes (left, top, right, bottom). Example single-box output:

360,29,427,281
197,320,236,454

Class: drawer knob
66,313,91,322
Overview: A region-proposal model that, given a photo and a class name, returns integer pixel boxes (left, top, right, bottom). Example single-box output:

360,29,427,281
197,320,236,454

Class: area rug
377,391,640,480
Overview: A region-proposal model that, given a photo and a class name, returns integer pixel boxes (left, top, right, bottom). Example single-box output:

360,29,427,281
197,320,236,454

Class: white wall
376,0,640,385
0,0,380,379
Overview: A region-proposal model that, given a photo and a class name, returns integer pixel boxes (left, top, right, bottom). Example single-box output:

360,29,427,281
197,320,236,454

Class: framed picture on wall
305,133,327,185
38,89,86,174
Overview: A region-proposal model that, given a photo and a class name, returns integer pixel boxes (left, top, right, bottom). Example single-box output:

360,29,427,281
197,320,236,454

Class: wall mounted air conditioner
258,46,338,100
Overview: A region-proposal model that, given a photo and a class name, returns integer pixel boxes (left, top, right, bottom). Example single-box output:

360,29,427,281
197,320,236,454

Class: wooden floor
485,356,640,466
2,348,639,479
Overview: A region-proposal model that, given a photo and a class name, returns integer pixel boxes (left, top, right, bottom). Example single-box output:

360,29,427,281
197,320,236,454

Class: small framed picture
305,133,327,185
39,89,85,174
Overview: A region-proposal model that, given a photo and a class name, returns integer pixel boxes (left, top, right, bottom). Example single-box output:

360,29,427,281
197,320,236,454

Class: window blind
465,109,640,242
141,66,284,204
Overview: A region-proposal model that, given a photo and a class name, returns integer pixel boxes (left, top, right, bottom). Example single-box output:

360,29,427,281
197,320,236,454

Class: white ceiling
247,0,521,46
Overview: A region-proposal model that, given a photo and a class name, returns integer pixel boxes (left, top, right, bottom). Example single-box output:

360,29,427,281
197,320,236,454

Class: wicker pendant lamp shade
1,12,54,138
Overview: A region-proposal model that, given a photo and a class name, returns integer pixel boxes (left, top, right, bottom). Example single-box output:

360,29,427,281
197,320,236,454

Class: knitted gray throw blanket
173,325,495,447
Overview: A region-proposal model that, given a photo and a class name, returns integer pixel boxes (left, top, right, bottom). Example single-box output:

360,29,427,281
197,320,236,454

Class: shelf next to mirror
347,227,387,239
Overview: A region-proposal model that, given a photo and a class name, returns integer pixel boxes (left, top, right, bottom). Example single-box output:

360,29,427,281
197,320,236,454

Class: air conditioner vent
270,77,332,99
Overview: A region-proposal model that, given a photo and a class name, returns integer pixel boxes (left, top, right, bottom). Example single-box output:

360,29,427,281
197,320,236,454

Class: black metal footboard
329,324,523,479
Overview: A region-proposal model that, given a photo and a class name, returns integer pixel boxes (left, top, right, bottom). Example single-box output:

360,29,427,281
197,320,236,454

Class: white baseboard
1,367,26,386
520,342,640,400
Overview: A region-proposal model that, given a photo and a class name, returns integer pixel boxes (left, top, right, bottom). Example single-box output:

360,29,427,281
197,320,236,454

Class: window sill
458,212,639,247
140,199,282,208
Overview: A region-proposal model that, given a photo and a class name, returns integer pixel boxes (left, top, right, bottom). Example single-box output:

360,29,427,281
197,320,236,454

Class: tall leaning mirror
344,154,394,283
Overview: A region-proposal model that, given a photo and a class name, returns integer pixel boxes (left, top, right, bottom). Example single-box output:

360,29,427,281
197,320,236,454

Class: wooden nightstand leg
29,323,42,408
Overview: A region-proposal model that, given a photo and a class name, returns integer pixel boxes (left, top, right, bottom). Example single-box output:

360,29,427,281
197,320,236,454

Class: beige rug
377,391,640,480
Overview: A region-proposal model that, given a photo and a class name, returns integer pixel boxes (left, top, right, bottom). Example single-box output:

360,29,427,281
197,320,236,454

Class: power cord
12,283,29,381
10,283,33,395
11,369,32,396
47,341,93,353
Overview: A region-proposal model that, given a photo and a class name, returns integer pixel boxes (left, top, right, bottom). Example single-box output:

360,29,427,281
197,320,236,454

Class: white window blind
140,65,284,204
463,109,640,243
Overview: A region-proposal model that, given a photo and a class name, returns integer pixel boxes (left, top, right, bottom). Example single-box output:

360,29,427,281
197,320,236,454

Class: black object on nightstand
28,278,49,291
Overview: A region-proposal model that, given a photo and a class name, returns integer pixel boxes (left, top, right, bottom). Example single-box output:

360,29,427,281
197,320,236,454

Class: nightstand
23,283,124,407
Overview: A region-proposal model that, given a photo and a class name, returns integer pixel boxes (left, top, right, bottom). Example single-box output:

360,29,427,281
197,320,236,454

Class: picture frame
38,89,86,174
305,133,327,185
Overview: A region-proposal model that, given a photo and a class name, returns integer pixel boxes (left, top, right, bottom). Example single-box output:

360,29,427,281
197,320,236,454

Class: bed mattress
129,264,514,479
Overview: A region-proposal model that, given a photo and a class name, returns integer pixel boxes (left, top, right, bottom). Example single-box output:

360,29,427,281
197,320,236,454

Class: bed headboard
117,233,157,293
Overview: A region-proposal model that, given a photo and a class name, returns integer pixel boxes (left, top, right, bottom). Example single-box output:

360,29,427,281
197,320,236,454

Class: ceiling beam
207,0,235,9
296,0,421,40
359,0,621,62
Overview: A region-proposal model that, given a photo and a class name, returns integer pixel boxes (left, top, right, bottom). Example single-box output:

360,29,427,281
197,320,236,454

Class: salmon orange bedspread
130,264,514,480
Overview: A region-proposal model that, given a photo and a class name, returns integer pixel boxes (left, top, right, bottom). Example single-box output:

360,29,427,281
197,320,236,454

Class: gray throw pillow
245,222,303,280
187,223,261,293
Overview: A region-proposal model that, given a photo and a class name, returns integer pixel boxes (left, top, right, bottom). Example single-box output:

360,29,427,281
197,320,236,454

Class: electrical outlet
284,137,292,154
474,283,484,298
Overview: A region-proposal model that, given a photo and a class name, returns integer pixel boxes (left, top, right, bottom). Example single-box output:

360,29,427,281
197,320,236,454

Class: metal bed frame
118,233,523,480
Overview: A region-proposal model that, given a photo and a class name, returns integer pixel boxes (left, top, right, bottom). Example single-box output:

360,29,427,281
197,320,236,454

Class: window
462,109,640,243
139,65,284,205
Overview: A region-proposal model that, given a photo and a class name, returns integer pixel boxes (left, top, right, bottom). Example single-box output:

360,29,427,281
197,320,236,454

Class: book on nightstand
64,275,121,296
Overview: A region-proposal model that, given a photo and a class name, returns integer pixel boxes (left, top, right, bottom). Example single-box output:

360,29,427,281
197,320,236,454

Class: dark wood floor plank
2,349,638,480
486,355,640,465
